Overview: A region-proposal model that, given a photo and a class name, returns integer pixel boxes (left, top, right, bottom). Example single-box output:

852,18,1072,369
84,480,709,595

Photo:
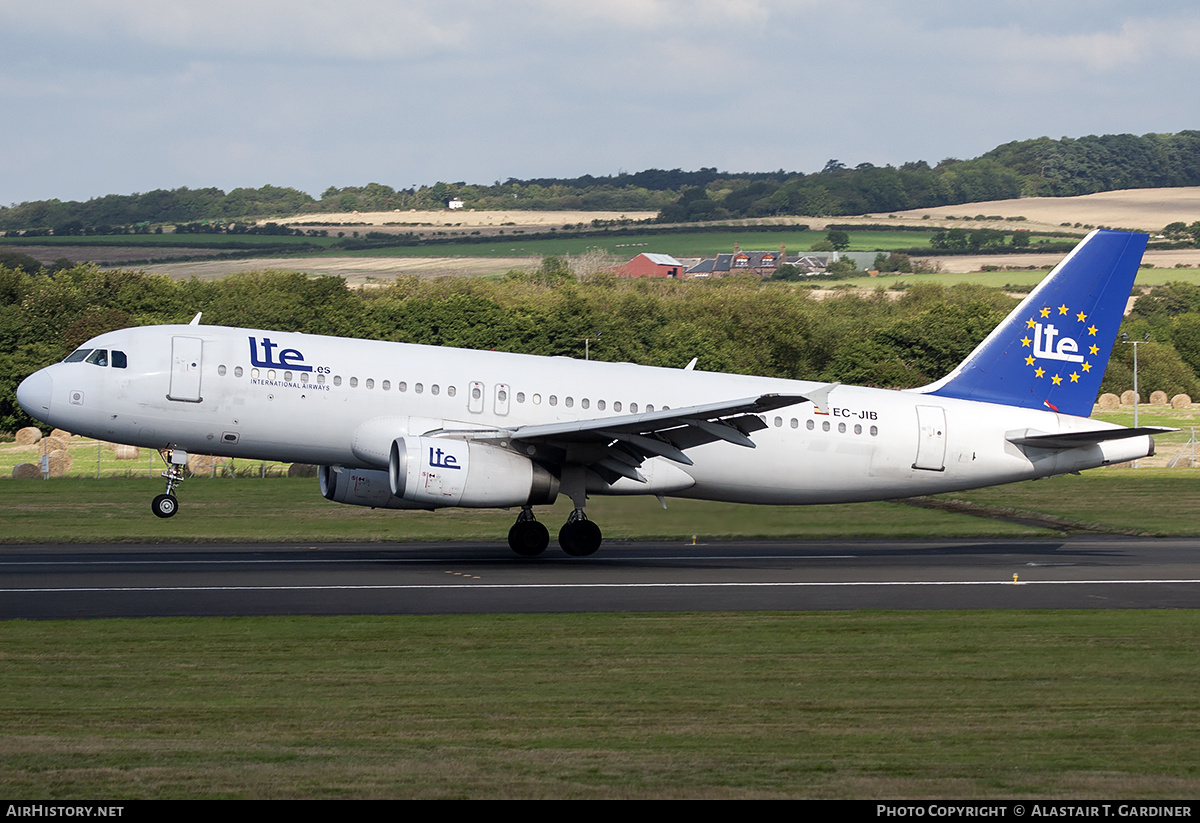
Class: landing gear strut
152,448,188,519
508,507,550,556
558,508,602,557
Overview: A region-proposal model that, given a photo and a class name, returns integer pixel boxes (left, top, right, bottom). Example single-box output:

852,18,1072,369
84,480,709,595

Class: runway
3,536,1200,619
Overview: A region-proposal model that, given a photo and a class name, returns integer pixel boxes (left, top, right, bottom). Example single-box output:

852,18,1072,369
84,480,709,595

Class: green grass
2,611,1198,798
836,267,1200,290
0,476,1053,543
0,233,340,248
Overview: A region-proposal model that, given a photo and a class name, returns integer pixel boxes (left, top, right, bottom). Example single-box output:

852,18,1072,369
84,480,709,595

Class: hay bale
288,463,318,478
45,449,72,476
50,428,74,440
11,462,40,479
112,444,140,460
186,453,228,475
1097,393,1121,410
42,435,67,454
1150,390,1169,405
15,427,41,446
1171,394,1192,409
1120,390,1141,406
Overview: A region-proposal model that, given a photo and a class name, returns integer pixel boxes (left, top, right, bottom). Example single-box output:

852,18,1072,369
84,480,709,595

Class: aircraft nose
16,369,53,419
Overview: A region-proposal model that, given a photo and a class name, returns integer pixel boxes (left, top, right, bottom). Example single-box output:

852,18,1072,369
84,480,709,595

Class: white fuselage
27,324,1153,505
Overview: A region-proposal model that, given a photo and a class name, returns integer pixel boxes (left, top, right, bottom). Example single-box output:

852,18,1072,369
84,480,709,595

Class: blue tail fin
922,229,1147,417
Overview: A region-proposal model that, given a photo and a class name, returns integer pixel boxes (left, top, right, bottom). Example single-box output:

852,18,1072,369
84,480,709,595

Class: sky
2,0,1199,205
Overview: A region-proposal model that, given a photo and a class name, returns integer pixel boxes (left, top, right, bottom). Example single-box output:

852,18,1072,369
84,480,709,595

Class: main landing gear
151,448,188,519
508,507,550,556
506,507,603,558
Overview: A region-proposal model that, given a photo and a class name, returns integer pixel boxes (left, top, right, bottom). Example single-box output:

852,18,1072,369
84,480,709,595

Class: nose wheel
152,493,178,518
152,448,188,518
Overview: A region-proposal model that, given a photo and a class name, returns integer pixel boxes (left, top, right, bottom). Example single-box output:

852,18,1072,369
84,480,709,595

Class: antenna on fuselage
189,312,202,326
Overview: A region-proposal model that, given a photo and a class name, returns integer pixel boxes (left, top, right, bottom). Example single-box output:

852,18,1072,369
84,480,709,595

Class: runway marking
5,579,1200,594
0,554,857,567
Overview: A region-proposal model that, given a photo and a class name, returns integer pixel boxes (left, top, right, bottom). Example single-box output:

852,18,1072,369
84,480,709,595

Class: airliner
16,230,1169,556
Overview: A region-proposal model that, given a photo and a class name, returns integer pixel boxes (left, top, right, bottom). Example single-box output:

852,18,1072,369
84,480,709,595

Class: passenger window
870,425,878,436
838,422,846,433
112,350,127,369
516,392,525,403
630,403,638,413
218,365,227,376
349,377,358,388
333,376,342,386
597,399,605,410
774,417,782,427
284,371,293,381
448,386,456,397
532,394,541,405
382,380,390,391
399,381,407,392
807,419,814,430
415,383,423,394
565,397,574,408
613,401,622,412
790,418,798,429
432,384,439,395
235,367,243,378
549,395,557,406
822,421,830,432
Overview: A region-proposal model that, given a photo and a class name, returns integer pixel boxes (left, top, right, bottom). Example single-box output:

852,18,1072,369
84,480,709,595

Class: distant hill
4,132,1199,232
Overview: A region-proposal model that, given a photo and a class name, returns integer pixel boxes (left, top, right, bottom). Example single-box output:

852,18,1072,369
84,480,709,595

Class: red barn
614,253,686,278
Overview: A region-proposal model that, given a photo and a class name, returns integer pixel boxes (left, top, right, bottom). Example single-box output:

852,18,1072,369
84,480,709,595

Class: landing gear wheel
558,519,602,557
151,493,178,519
508,520,550,557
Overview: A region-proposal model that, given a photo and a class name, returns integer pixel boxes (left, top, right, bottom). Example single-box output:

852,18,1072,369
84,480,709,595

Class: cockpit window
84,349,109,367
111,350,127,369
63,349,92,363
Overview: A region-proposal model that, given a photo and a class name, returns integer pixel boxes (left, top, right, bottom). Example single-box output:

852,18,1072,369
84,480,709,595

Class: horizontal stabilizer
1007,426,1176,450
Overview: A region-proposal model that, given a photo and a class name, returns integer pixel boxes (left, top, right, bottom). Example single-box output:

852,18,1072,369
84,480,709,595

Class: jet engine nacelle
389,436,560,508
318,465,434,510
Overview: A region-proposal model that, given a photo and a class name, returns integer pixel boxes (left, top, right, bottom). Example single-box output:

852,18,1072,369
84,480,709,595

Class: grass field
844,267,1200,290
3,611,1198,798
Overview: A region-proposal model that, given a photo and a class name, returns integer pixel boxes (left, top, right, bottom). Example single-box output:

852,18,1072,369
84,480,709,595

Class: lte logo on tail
248,337,313,372
1032,323,1083,363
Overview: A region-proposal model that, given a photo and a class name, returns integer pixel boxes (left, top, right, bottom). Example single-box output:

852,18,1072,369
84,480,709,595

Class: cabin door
913,405,946,471
167,336,204,403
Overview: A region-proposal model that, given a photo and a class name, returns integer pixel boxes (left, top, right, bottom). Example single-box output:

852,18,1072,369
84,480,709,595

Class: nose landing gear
151,449,188,519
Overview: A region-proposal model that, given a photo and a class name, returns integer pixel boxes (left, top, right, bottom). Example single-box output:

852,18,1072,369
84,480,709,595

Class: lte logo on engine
429,447,461,469
248,337,313,372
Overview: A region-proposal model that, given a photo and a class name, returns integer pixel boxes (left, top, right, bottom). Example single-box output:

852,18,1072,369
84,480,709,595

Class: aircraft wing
1007,426,1176,450
449,392,810,485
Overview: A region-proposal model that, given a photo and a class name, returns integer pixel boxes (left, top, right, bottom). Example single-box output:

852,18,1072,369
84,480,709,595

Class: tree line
5,132,1200,232
4,262,1199,435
